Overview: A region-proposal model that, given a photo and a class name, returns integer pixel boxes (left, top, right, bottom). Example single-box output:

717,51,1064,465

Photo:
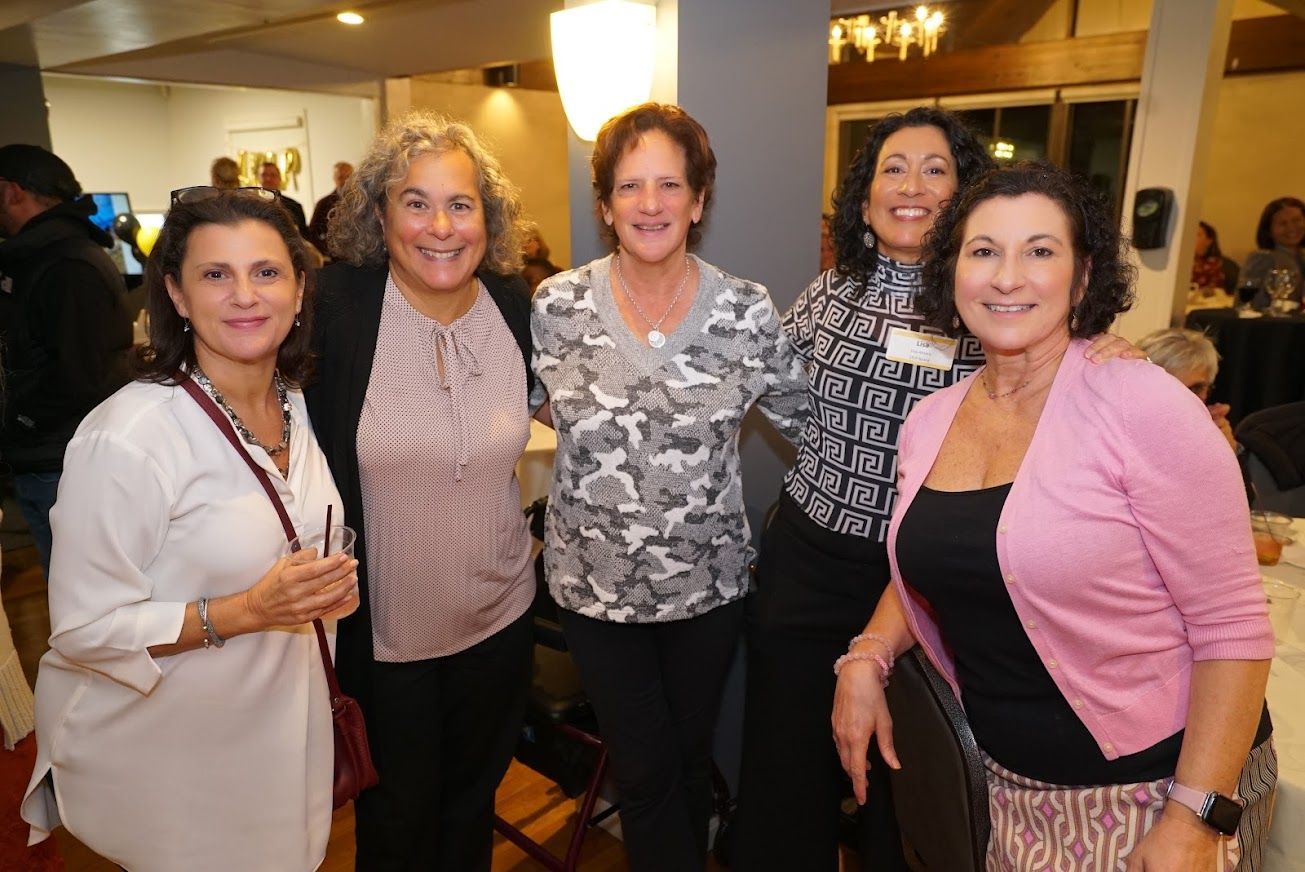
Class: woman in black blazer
306,111,536,871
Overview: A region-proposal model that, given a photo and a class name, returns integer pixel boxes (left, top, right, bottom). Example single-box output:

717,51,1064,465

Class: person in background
0,144,133,577
210,156,241,191
521,258,560,294
1240,196,1305,299
259,160,311,240
531,102,807,872
1138,327,1235,449
309,111,536,871
834,162,1274,871
22,187,359,870
307,160,354,255
0,525,62,869
1190,220,1227,291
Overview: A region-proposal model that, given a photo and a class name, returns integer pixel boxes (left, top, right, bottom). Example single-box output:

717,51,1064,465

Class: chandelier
829,5,947,64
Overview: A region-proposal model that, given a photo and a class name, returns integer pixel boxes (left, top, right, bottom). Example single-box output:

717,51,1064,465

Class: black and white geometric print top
781,256,984,542
531,254,808,623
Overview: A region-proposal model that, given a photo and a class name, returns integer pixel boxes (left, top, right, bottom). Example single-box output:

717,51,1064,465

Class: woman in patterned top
735,108,1140,870
530,103,807,872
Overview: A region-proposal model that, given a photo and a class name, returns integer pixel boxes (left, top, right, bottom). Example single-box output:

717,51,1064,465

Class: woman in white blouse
21,188,359,871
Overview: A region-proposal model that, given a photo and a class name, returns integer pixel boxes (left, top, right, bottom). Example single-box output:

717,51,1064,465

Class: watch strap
1165,780,1212,817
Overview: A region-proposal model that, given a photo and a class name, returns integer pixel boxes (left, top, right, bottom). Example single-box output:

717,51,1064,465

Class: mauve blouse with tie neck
356,275,534,662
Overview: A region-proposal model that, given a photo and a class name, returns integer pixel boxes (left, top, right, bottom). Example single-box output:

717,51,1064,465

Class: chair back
1237,402,1305,515
885,648,990,871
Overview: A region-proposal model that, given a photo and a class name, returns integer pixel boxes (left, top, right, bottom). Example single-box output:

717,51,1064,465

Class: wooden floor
2,510,748,871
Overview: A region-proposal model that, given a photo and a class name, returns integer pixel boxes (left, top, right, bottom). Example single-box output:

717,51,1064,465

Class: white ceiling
0,0,561,96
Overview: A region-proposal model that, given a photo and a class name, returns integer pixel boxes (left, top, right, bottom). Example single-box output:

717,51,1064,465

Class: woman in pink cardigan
832,163,1276,871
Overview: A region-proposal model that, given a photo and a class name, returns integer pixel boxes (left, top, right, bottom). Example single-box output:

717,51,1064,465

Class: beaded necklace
192,367,291,457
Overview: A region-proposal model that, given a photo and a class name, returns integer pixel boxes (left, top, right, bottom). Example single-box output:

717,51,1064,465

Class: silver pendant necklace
193,367,292,456
614,252,691,349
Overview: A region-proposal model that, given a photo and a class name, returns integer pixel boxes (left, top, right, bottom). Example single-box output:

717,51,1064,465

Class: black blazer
305,262,533,718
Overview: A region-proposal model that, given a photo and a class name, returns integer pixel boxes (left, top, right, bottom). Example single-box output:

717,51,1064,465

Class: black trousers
353,609,533,871
559,600,746,872
733,493,907,871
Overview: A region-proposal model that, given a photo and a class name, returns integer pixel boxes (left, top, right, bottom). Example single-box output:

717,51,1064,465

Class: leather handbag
179,374,379,808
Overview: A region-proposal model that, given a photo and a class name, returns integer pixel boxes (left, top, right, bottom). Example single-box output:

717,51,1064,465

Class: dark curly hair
1254,196,1305,250
591,102,716,251
831,107,992,287
918,161,1135,340
133,191,316,386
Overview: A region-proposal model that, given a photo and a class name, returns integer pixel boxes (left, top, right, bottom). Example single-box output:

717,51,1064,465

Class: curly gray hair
326,110,527,275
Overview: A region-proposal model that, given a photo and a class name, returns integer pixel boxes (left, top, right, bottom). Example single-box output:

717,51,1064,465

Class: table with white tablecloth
1261,520,1305,871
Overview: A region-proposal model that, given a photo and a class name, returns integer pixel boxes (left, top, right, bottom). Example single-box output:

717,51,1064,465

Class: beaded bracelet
832,651,892,687
848,632,895,671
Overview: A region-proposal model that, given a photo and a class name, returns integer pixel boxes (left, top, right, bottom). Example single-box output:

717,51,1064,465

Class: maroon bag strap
177,374,345,703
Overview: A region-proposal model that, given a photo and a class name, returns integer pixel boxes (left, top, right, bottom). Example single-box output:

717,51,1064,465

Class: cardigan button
1005,574,1015,584
1103,743,1114,753
998,524,1008,534
1046,659,1058,669
1073,698,1084,709
1025,620,1037,629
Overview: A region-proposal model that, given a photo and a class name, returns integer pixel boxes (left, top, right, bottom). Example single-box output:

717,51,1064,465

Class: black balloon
113,213,148,263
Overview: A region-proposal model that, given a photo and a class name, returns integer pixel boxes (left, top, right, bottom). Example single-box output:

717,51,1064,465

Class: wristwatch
1165,780,1243,836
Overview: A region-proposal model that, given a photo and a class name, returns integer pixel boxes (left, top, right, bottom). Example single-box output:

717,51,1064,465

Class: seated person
1190,221,1230,291
1138,328,1234,449
1239,197,1304,300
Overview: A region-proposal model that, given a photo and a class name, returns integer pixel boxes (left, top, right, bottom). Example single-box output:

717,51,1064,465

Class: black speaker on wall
1132,187,1175,250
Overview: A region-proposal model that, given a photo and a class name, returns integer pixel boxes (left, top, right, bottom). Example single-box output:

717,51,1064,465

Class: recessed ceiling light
337,11,365,25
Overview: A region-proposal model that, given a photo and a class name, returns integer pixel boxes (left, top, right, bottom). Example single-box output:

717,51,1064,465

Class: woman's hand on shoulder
1124,806,1220,871
1085,333,1147,364
832,659,901,806
244,549,359,629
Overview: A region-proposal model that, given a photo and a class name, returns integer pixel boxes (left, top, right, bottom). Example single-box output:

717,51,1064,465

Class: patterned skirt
985,737,1277,871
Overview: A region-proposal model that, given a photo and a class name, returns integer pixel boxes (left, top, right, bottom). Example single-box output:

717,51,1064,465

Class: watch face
1203,793,1243,836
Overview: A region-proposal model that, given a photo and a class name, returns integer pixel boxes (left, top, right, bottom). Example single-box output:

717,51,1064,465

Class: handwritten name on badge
885,327,957,371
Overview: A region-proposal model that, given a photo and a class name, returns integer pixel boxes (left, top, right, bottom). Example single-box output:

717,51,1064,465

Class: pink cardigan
887,338,1274,760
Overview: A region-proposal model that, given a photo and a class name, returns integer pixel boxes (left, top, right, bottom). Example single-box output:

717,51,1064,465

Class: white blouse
21,379,342,872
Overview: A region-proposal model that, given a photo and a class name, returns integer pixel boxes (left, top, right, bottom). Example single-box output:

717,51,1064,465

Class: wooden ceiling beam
828,15,1305,104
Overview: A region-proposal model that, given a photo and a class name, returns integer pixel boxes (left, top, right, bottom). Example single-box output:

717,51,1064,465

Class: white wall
403,79,572,270
43,75,377,214
1204,70,1305,266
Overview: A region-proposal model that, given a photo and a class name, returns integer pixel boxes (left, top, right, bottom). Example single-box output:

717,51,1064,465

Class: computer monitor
86,192,145,278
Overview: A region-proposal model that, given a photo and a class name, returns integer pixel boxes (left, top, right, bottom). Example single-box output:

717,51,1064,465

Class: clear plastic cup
1263,579,1301,643
289,524,356,558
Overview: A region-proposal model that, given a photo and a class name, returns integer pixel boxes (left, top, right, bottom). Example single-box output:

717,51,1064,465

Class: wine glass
1235,282,1259,312
1265,268,1297,316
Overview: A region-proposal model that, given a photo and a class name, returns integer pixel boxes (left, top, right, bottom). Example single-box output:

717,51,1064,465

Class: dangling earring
294,316,302,328
951,314,961,331
183,318,191,333
1069,308,1080,333
862,227,875,250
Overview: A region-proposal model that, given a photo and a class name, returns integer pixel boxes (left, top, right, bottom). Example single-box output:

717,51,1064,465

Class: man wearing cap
0,144,133,575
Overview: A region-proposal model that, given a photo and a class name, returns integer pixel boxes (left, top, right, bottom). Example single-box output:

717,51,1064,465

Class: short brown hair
134,191,316,386
591,103,716,250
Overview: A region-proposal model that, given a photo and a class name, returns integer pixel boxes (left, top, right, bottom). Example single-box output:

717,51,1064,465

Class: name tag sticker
885,328,957,371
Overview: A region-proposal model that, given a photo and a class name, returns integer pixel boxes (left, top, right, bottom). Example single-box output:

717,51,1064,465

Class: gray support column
0,63,52,149
1115,0,1234,339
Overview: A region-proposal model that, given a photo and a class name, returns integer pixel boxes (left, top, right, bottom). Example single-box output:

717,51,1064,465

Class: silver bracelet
197,597,225,649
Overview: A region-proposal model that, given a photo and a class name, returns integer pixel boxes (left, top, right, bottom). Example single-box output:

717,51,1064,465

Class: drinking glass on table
1235,281,1260,312
1265,268,1297,316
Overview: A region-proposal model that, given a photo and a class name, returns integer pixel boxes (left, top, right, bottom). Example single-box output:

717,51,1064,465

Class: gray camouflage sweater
530,254,807,623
